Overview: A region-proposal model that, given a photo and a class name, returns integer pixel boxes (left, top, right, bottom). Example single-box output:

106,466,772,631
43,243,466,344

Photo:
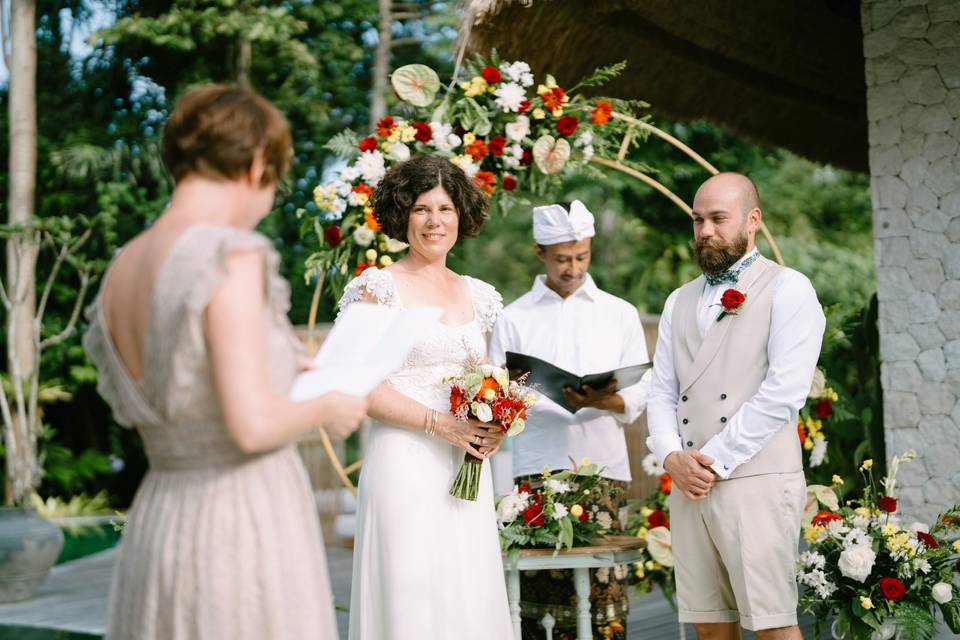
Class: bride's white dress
341,268,513,640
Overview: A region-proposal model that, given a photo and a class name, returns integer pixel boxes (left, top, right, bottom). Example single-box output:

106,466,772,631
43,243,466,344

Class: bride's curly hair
370,155,489,241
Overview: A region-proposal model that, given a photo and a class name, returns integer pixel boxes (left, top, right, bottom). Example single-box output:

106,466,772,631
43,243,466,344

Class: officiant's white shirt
489,274,651,482
645,249,825,478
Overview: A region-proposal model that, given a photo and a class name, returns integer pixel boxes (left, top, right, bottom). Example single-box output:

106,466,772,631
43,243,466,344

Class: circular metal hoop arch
307,110,786,495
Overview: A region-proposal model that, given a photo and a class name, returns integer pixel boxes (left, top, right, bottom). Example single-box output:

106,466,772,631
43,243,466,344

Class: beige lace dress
83,224,337,639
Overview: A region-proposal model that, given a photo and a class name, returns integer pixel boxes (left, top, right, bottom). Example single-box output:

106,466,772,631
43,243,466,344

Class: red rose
879,577,906,601
412,121,432,143
481,65,502,84
916,531,938,548
518,99,531,113
556,116,579,136
502,175,518,191
324,226,342,246
659,474,672,495
520,149,533,166
487,135,506,156
578,509,589,522
815,399,833,419
647,509,669,529
878,496,897,513
720,288,746,311
811,510,842,527
522,503,545,526
518,482,531,494
358,136,378,152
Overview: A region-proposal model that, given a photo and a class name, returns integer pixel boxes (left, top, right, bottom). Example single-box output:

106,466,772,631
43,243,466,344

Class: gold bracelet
428,409,439,436
423,408,431,434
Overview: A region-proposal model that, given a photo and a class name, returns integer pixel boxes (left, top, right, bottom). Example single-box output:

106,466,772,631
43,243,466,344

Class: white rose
353,226,375,247
492,366,510,388
505,115,530,142
474,402,493,423
932,582,953,604
387,141,410,162
384,236,408,253
837,545,876,583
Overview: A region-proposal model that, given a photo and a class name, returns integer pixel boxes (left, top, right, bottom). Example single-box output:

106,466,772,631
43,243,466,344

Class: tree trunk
369,0,392,131
4,0,38,505
236,38,251,88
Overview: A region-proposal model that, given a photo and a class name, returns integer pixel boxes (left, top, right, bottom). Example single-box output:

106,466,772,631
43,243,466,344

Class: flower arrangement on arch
302,52,650,302
495,460,610,556
624,453,677,606
444,362,535,501
797,450,960,640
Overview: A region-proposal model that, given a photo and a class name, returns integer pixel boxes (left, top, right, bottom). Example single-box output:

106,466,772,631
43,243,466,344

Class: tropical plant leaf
895,602,937,640
324,130,361,160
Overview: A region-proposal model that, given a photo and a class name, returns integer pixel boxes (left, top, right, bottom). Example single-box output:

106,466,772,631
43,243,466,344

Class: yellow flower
953,540,960,553
804,439,814,451
885,532,909,553
379,255,393,267
570,504,584,518
824,387,839,402
400,125,416,143
551,108,563,118
461,76,489,97
462,132,476,146
532,108,546,120
650,562,661,571
636,527,648,539
860,596,874,610
854,507,871,518
640,507,653,517
365,249,377,261
882,523,897,536
634,563,645,579
581,457,591,466
803,524,824,542
860,459,874,471
832,475,843,486
644,560,655,571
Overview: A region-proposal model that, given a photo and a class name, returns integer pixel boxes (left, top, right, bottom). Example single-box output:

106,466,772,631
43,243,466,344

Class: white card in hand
288,303,442,401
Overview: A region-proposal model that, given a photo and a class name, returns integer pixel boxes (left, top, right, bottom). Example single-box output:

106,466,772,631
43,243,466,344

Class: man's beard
691,229,749,274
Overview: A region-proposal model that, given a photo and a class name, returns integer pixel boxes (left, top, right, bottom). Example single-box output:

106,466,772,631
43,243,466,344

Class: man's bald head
694,172,760,218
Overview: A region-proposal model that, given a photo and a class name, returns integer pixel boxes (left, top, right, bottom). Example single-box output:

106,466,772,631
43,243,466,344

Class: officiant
488,200,651,640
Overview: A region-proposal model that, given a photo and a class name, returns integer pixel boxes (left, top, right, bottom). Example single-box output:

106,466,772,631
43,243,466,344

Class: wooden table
503,536,645,640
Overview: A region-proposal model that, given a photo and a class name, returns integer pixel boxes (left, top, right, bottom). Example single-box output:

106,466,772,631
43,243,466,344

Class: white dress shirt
645,249,825,479
489,274,651,481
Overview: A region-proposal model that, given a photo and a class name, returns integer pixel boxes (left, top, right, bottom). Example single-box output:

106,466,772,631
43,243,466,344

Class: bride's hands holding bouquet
435,415,505,459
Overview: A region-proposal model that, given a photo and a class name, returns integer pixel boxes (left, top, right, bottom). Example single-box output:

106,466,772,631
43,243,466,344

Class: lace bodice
338,268,502,410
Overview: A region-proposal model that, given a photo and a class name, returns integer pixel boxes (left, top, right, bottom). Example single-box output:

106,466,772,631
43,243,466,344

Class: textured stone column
862,0,960,524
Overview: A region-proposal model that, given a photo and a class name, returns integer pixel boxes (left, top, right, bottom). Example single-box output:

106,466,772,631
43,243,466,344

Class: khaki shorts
668,471,805,631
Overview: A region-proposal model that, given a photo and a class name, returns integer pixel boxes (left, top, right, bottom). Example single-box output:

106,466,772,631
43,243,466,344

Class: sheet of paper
288,303,442,401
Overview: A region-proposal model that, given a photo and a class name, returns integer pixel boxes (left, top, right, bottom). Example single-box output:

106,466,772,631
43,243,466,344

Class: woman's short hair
371,155,489,241
161,84,292,185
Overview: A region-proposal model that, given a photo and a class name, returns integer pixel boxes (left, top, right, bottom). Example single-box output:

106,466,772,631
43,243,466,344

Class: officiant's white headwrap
532,200,596,245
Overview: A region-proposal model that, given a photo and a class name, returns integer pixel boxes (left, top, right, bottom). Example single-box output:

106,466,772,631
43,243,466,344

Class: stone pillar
862,0,960,525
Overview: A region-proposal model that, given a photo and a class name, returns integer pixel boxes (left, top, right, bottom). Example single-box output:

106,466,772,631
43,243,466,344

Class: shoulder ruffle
337,268,400,320
464,276,503,332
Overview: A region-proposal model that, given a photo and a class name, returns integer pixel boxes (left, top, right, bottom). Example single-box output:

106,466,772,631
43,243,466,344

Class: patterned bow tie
704,251,759,286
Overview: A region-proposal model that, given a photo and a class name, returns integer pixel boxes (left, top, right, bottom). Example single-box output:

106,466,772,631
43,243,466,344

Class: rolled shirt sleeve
700,271,826,478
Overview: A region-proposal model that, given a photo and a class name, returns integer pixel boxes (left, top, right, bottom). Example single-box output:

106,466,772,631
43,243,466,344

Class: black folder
505,351,652,414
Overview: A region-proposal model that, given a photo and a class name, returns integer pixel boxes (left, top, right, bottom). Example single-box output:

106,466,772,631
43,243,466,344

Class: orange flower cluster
591,100,613,125
474,170,496,193
541,86,567,111
364,208,380,231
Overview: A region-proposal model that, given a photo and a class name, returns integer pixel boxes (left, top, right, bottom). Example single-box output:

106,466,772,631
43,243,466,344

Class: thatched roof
465,0,868,172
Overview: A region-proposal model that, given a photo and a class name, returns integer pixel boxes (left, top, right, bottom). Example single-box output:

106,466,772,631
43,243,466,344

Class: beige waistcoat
670,256,802,479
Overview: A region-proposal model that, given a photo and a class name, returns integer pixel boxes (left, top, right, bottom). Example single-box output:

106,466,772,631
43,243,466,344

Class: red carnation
811,510,842,527
465,138,487,161
481,65,502,84
518,482,531,494
647,509,669,529
520,149,533,166
487,135,506,156
815,399,833,419
358,136,378,152
916,531,938,548
502,175,518,191
659,474,672,495
556,116,579,136
720,288,746,311
412,121,432,143
879,577,906,601
376,116,395,138
878,496,897,513
518,99,531,113
523,503,545,526
324,226,342,246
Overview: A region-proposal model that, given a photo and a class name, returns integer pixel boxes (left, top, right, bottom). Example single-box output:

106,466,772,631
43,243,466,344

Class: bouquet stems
450,451,483,501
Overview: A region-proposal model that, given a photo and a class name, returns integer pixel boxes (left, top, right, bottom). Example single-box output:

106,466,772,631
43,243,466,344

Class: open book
289,303,442,401
505,351,652,414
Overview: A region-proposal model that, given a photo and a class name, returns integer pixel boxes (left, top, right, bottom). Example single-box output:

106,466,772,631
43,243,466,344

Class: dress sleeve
465,277,504,333
336,268,400,319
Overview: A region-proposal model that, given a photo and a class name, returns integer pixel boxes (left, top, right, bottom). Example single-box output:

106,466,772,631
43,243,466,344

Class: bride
341,154,513,639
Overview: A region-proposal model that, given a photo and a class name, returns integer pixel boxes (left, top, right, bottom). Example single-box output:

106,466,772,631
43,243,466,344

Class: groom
646,172,824,640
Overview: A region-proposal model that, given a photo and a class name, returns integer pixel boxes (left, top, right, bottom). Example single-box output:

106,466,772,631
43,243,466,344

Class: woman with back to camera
342,154,513,639
83,84,367,639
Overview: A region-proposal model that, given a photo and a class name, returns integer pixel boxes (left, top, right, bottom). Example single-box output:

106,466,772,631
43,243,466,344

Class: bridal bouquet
797,450,960,640
444,363,534,501
496,460,610,556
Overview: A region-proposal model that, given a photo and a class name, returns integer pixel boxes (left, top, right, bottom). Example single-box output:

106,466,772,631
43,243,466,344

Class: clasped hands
562,379,625,413
663,449,718,500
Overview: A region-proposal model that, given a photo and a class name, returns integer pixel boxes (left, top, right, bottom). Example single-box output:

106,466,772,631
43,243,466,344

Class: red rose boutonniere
716,288,746,321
